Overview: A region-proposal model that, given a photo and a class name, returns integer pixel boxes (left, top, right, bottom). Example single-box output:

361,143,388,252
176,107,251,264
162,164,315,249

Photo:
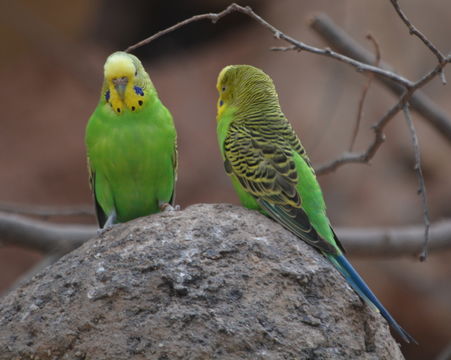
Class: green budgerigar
216,64,415,343
86,51,177,229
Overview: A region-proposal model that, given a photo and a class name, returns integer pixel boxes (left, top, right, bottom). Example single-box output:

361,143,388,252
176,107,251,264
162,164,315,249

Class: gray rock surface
0,203,404,359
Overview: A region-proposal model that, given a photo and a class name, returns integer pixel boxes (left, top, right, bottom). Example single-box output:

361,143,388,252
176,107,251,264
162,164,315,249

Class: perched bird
86,51,177,229
215,64,415,343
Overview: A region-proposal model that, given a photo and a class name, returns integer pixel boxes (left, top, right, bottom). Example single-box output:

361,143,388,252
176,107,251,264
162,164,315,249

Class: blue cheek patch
134,86,144,96
105,90,110,102
219,100,224,106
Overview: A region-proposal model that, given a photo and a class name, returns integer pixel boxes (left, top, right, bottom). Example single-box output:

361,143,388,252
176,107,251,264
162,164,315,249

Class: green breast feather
85,52,177,228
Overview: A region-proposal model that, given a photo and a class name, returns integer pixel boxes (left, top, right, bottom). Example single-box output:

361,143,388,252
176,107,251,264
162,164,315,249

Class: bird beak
113,76,128,99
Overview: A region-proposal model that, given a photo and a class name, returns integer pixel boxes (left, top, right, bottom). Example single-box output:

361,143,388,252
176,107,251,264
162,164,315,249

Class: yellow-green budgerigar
86,51,177,229
216,64,415,343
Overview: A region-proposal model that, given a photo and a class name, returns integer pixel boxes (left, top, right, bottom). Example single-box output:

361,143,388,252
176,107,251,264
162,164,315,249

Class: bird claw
159,203,180,212
97,211,117,235
96,227,107,236
96,224,114,236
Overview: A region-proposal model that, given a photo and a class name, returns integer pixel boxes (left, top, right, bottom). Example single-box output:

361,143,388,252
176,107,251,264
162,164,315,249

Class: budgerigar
215,64,415,343
86,51,177,229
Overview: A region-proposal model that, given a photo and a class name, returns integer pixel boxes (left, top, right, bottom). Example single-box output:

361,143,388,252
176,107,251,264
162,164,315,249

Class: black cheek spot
117,108,121,113
131,106,135,111
138,100,143,106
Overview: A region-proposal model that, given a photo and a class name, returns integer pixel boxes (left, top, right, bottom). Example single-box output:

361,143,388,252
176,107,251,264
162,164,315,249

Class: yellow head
216,64,279,121
103,51,153,115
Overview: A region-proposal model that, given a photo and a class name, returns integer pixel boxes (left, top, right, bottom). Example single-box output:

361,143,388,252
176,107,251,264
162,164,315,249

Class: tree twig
126,3,413,87
315,94,402,174
309,13,451,143
389,0,446,66
402,104,430,261
125,5,239,53
349,34,380,151
314,50,450,175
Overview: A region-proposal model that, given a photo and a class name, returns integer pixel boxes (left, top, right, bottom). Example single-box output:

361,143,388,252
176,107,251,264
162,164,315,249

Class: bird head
216,64,280,121
103,51,152,114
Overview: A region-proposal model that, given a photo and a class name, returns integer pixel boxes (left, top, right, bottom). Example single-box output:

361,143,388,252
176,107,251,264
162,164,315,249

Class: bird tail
329,254,417,344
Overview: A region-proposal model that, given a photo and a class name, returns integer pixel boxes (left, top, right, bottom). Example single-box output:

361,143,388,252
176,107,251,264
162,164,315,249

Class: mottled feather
218,65,338,254
215,64,415,343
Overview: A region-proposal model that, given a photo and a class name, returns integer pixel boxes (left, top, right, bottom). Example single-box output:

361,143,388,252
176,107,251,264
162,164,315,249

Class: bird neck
234,96,283,125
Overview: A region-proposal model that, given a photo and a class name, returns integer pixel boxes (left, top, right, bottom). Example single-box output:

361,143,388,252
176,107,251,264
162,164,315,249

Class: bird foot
97,211,117,235
159,203,180,212
96,224,115,236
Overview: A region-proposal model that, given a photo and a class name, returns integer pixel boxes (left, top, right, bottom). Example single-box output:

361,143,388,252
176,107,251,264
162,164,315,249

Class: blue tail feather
331,254,416,344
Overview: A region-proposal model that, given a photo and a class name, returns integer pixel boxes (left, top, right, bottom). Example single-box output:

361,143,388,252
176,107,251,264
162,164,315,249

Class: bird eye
134,86,144,96
222,87,226,92
135,70,138,76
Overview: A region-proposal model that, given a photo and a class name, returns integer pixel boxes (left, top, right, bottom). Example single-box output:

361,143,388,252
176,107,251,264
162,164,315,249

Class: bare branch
390,0,446,63
349,34,381,151
312,16,451,175
0,212,95,253
270,43,411,88
0,202,94,217
270,46,296,52
402,105,430,261
1,211,450,259
337,220,451,258
310,14,451,144
316,57,447,174
125,5,243,53
315,97,401,175
349,82,370,152
126,3,413,87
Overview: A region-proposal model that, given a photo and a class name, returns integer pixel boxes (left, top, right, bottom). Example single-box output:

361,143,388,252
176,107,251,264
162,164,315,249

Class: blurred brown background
1,0,450,358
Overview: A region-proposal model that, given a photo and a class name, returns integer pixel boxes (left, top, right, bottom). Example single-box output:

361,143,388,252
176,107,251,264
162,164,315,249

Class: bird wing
223,122,338,255
87,158,107,228
169,140,178,206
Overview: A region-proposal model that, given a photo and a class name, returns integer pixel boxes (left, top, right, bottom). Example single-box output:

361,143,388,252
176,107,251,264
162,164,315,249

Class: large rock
0,204,404,359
